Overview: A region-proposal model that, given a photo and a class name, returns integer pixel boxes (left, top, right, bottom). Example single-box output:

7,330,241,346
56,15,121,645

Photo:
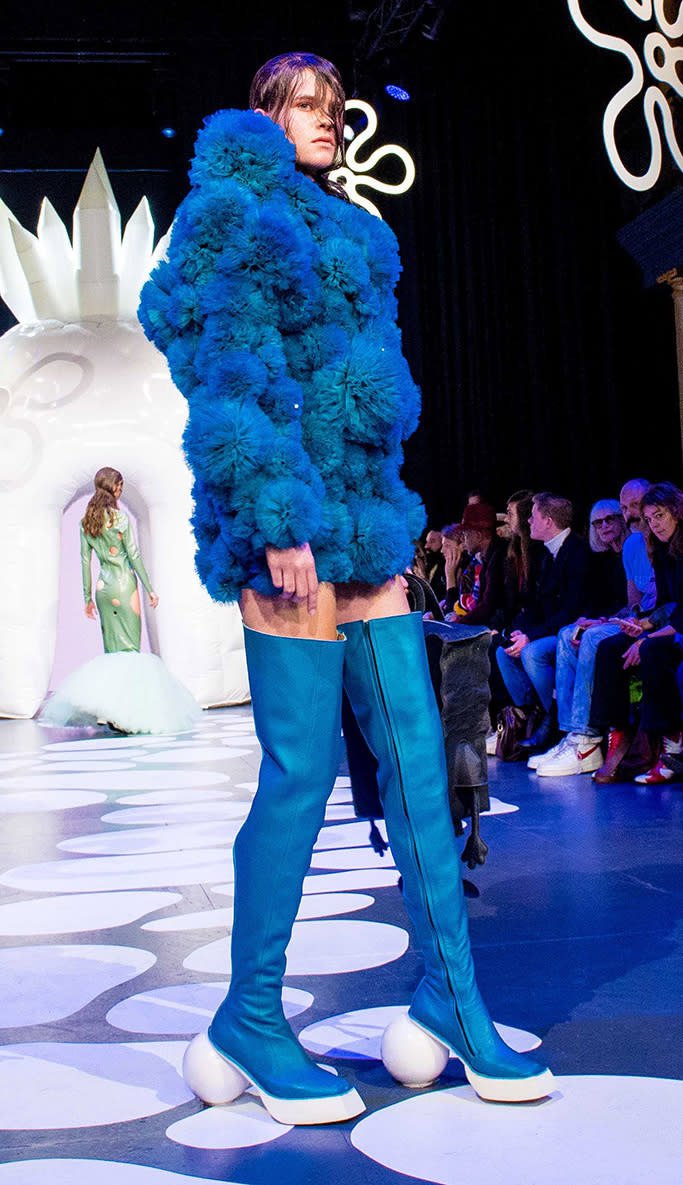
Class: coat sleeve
138,109,326,556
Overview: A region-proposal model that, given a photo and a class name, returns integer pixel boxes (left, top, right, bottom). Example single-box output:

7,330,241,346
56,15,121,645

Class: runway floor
0,707,681,1185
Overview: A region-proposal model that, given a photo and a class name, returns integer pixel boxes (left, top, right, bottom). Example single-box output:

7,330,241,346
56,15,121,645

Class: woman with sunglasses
589,482,683,784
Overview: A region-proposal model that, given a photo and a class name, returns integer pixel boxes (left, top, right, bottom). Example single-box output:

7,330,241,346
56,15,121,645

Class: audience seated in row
419,478,682,785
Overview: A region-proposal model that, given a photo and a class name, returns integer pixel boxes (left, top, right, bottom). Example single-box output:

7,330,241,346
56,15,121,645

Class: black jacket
515,531,590,641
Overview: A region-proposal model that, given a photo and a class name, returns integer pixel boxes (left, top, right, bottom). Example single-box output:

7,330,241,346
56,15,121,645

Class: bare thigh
240,576,410,640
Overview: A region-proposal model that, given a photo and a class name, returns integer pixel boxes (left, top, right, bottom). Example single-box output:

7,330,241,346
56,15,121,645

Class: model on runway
40,467,200,735
139,50,553,1125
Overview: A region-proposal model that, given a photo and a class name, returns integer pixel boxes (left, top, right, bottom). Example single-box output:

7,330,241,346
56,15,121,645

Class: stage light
384,84,411,102
0,128,5,137
161,126,176,139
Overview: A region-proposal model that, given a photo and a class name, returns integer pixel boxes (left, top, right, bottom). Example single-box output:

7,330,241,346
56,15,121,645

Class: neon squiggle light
331,99,416,218
567,0,683,191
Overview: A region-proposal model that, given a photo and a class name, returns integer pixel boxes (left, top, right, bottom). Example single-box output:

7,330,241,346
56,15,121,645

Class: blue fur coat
139,108,425,601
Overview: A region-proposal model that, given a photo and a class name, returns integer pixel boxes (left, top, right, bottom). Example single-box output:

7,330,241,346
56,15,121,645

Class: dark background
1,1,681,528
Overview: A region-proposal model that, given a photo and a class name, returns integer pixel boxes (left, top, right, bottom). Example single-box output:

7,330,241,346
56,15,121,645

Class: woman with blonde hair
140,50,552,1126
40,467,200,735
80,467,159,651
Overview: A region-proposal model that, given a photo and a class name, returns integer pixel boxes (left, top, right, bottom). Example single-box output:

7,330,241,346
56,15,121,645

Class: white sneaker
486,729,498,757
527,737,568,770
537,734,603,777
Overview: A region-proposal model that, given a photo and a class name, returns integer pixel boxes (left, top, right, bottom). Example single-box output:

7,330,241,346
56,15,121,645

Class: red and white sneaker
635,733,683,784
537,733,603,777
527,737,567,771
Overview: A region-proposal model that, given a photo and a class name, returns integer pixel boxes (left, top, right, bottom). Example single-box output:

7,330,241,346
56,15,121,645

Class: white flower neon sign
567,0,683,191
331,99,416,218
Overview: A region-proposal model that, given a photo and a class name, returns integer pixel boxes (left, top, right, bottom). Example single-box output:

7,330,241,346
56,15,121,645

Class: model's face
425,530,442,552
114,480,123,499
271,69,337,172
528,502,555,541
591,510,622,548
620,487,645,529
643,504,678,543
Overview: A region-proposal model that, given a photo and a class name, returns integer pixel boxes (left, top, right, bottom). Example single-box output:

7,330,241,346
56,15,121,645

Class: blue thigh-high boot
342,612,553,1102
183,626,364,1126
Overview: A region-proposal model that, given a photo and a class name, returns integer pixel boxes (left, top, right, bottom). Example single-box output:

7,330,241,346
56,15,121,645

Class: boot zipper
363,622,475,1060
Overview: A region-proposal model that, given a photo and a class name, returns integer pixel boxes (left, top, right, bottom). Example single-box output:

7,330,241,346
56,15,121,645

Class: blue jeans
555,621,621,734
496,635,557,712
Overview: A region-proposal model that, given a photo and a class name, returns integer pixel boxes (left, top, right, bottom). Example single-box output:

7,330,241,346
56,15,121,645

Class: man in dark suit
495,492,590,750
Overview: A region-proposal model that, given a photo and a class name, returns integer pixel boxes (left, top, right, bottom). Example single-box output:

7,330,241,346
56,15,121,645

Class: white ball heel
381,1011,449,1087
183,1031,249,1106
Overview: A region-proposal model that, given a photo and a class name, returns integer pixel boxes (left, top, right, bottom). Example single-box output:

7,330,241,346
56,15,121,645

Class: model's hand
149,592,160,609
505,630,529,658
622,640,642,668
85,601,97,620
266,543,319,616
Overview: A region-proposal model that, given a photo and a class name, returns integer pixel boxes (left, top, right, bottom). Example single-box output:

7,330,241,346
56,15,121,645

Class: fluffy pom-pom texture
139,106,425,599
189,109,294,196
255,478,322,550
183,395,276,487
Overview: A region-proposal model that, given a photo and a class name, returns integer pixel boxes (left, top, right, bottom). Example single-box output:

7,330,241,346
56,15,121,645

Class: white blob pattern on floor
166,1098,292,1149
302,868,400,893
310,847,396,871
351,1076,683,1185
0,790,107,813
0,1164,244,1185
100,801,249,827
3,945,156,1027
313,819,388,850
0,891,181,936
136,746,252,763
298,1005,542,1060
0,1041,192,1129
141,892,373,933
183,919,408,976
58,820,243,856
3,770,231,791
0,705,530,1181
106,983,313,1035
0,849,236,892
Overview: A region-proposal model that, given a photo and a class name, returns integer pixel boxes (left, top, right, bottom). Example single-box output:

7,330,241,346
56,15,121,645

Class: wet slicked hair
249,52,346,189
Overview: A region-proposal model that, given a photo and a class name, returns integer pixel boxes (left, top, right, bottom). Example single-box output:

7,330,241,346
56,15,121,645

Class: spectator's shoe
592,728,633,784
342,613,553,1103
527,736,567,770
485,728,498,756
519,707,558,754
537,733,603,777
635,734,683,784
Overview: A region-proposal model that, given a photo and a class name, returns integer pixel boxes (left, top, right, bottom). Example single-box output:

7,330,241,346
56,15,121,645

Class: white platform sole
183,1031,366,1126
382,1014,554,1102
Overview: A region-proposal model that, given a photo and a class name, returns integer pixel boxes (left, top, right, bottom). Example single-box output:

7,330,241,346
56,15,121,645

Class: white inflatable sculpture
0,151,249,718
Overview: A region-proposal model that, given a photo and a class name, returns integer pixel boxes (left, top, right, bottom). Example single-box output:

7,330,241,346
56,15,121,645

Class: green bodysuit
80,510,153,653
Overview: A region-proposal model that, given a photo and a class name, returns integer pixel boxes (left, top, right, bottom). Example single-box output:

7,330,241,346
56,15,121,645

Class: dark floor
0,709,681,1185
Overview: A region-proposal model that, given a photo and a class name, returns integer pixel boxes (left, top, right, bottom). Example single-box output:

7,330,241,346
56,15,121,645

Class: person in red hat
445,502,505,625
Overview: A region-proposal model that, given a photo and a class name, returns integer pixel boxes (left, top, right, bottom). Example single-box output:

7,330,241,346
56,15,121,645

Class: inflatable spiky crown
0,150,169,324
